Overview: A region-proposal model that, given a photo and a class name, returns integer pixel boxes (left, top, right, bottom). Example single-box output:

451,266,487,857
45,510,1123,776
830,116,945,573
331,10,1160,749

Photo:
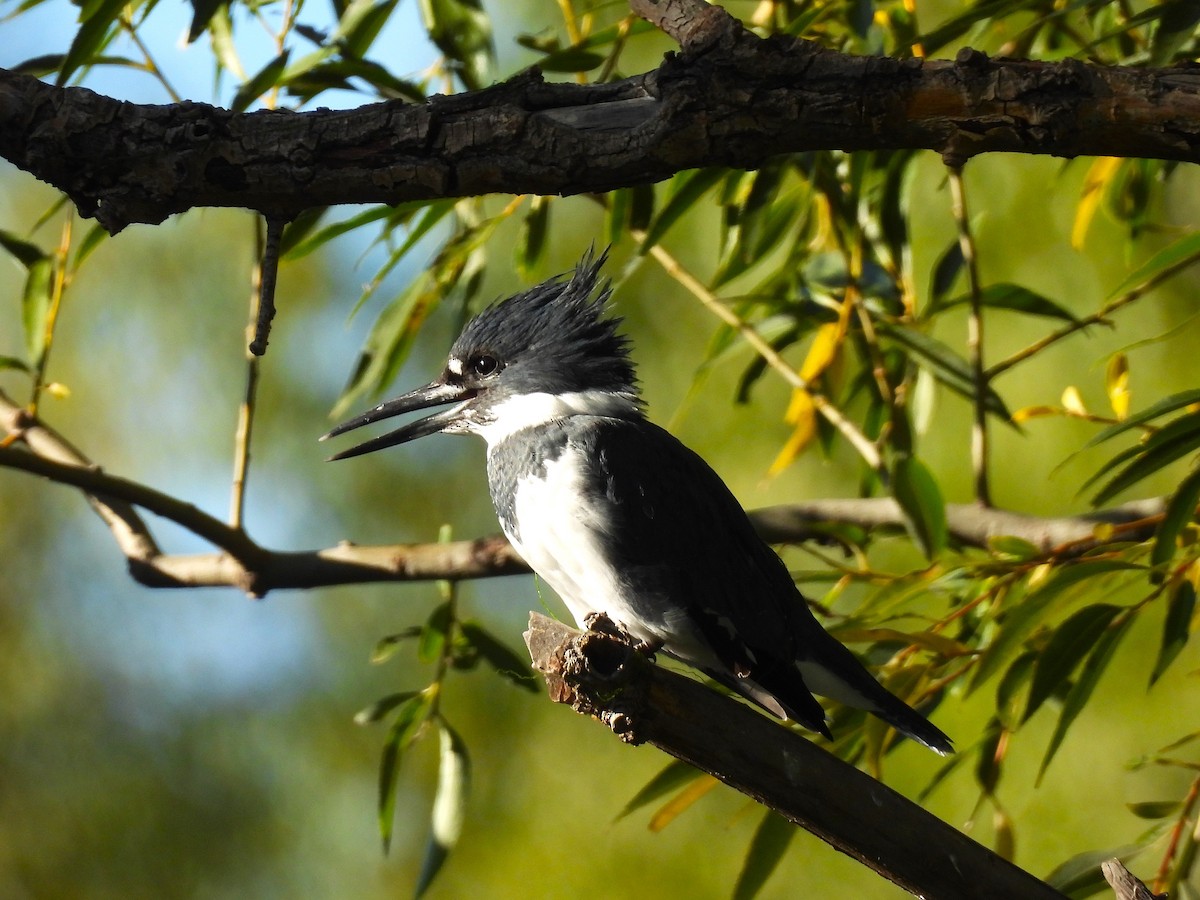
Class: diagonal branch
523,612,1067,900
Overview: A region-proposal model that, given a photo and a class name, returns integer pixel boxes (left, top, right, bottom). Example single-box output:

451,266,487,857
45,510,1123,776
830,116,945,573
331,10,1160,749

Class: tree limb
523,612,1067,900
2,2,1200,232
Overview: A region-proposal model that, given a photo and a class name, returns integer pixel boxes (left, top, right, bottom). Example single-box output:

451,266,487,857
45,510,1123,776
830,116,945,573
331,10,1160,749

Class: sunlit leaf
1038,613,1133,781
1072,157,1121,249
371,626,423,663
1109,231,1200,300
1061,385,1088,416
1084,389,1200,448
231,50,291,112
970,560,1143,693
1150,580,1196,686
57,0,125,85
639,168,726,254
616,760,705,821
1089,412,1200,506
648,774,719,831
419,600,453,665
336,0,399,58
1106,354,1131,420
891,454,947,559
22,257,54,365
733,812,794,900
378,694,431,852
1023,603,1122,724
354,690,422,725
416,720,471,897
767,389,815,476
72,223,108,268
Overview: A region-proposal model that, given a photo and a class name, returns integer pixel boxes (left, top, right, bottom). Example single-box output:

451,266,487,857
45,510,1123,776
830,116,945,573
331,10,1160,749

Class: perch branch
523,612,1067,900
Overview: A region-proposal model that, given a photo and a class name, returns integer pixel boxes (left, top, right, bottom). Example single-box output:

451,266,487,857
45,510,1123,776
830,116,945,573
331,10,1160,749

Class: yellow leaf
1061,386,1088,416
1106,353,1130,420
44,382,71,399
1072,157,1121,250
769,391,816,476
1012,405,1059,423
800,321,844,382
649,775,719,832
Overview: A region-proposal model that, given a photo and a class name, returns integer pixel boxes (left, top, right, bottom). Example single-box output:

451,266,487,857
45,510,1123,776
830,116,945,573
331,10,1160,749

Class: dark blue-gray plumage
323,252,952,755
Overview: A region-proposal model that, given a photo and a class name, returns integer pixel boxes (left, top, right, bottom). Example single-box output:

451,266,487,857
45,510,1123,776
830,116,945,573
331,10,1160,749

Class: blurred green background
4,0,1200,897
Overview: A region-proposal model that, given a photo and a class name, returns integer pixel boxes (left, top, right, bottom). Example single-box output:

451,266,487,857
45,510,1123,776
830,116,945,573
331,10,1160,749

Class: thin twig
948,165,991,506
637,236,886,474
248,215,286,356
231,218,271,528
29,217,71,416
987,247,1200,378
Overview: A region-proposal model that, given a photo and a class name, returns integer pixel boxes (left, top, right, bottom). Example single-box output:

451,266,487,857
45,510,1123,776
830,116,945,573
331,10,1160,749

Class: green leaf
1110,230,1200,300
970,560,1143,694
459,622,537,692
231,50,291,113
22,257,54,365
733,812,794,900
639,168,726,254
877,322,1013,423
1150,580,1196,686
1089,412,1200,506
283,205,392,260
0,230,47,268
72,223,108,268
929,239,964,306
1023,604,1122,724
1083,389,1200,448
371,626,423,663
57,0,126,85
1044,844,1146,895
995,650,1037,728
186,0,224,43
419,601,453,665
0,356,32,374
537,47,605,72
1152,466,1200,568
418,0,493,91
335,0,400,58
415,720,471,897
515,197,549,279
354,690,422,725
942,283,1080,323
616,760,704,821
1151,0,1200,67
988,535,1041,561
1038,613,1133,782
891,454,948,559
1129,799,1184,820
378,694,431,852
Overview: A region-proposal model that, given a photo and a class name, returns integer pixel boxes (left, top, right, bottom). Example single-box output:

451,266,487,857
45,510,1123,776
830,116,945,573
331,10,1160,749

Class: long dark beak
320,381,474,461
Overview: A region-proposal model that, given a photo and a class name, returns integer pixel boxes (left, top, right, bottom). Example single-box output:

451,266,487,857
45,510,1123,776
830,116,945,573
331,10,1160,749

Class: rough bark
1,1,1199,233
524,612,1068,900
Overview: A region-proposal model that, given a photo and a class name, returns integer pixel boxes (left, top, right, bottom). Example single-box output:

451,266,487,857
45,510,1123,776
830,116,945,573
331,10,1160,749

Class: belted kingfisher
323,252,952,755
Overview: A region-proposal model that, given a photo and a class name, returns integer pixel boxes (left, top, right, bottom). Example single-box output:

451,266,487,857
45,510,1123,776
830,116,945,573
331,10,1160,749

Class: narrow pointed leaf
1090,413,1200,506
1038,614,1133,782
22,258,54,365
733,812,795,900
892,454,948,559
57,0,125,85
1084,389,1200,448
639,168,726,253
616,760,704,821
0,230,47,268
415,721,471,898
929,239,964,305
1023,604,1122,724
1110,231,1200,300
1152,466,1200,568
459,622,537,691
231,50,291,112
1150,580,1196,686
419,601,452,665
970,560,1143,693
378,694,432,852
355,690,422,725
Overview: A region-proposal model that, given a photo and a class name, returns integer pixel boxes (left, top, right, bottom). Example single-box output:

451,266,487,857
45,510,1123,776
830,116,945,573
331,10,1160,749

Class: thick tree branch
523,613,1067,900
2,2,1199,232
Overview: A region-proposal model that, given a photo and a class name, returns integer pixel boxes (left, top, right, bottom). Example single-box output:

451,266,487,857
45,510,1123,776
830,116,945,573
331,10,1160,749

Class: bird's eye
470,354,499,377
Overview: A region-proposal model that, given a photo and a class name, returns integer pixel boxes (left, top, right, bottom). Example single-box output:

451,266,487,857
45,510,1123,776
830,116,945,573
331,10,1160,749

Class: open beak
321,381,475,461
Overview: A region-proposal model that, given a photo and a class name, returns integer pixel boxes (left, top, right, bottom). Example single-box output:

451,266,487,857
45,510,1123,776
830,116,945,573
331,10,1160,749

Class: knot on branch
524,613,649,744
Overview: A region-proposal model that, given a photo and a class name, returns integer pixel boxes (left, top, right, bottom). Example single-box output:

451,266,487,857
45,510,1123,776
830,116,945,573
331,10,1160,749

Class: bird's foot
582,613,661,661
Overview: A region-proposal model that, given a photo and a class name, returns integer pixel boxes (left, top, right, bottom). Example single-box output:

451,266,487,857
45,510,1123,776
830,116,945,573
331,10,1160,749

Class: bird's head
322,250,642,459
